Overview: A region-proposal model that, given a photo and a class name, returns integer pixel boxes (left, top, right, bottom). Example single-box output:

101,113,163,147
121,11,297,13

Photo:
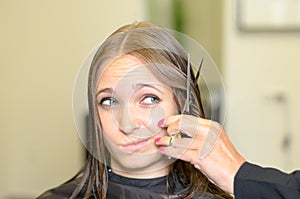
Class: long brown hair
71,21,232,199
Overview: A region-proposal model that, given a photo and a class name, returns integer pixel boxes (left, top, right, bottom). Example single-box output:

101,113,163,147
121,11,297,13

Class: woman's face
96,54,178,178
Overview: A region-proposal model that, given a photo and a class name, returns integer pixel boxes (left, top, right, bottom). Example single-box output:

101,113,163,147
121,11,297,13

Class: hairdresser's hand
155,115,246,194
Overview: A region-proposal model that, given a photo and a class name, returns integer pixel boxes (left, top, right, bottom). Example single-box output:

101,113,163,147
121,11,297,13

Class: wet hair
70,21,232,199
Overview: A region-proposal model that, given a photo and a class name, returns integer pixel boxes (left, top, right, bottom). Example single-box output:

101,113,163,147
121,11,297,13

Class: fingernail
158,119,165,127
158,146,165,151
154,137,161,143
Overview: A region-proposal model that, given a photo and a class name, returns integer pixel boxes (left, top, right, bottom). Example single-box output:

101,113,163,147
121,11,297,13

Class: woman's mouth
121,139,151,152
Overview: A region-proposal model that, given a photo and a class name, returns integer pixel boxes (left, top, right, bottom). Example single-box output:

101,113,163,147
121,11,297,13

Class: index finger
159,114,208,138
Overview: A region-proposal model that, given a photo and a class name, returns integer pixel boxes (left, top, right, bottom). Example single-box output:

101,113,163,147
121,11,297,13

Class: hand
155,115,246,194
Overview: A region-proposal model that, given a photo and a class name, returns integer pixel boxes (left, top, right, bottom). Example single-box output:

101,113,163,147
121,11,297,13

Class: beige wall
223,0,300,171
0,0,143,198
147,0,222,69
182,0,222,69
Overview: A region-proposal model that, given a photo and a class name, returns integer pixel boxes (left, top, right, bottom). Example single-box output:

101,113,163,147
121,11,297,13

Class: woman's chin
110,154,172,178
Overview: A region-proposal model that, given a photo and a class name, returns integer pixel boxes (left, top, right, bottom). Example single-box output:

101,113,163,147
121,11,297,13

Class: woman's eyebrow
133,83,164,94
96,88,113,96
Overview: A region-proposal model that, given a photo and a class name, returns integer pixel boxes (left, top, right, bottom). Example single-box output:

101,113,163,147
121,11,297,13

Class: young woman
38,21,233,199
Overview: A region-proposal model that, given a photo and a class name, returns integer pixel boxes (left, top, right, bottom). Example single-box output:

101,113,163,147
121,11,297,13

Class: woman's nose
117,105,139,134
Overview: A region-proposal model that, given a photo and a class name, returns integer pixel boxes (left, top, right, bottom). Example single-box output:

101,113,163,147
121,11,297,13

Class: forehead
97,55,160,89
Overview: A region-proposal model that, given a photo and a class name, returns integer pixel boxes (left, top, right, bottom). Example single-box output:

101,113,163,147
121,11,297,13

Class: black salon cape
38,171,224,199
234,162,300,199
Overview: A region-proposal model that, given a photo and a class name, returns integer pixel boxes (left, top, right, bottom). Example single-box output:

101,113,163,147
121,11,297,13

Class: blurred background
1,0,299,198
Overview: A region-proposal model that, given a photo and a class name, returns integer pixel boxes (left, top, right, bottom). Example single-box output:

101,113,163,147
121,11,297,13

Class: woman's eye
99,97,118,107
141,95,160,105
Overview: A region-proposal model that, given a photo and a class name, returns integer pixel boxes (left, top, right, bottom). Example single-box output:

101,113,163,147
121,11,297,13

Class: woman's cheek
147,106,166,133
99,110,118,134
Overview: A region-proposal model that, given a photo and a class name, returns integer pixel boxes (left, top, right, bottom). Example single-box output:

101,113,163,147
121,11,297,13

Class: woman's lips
121,139,151,152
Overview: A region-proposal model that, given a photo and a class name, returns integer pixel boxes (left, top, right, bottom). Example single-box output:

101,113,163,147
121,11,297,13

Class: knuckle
212,121,223,132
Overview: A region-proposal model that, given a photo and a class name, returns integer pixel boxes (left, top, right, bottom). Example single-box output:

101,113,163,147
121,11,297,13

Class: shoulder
37,178,84,199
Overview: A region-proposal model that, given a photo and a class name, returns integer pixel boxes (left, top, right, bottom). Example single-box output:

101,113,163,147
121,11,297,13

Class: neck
110,160,171,179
